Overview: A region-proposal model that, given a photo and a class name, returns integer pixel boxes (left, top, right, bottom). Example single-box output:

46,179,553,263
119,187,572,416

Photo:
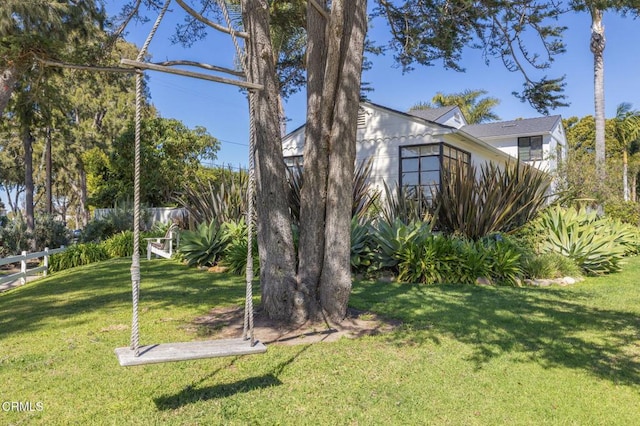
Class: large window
400,143,470,202
518,136,543,161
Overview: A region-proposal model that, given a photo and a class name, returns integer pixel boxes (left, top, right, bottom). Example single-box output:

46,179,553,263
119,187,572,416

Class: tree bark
0,67,18,118
590,8,606,193
45,127,53,214
22,125,35,248
297,0,330,321
299,0,367,322
241,0,299,322
318,0,367,322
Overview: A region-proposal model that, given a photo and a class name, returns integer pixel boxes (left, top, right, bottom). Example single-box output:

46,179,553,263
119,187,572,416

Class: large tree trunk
297,0,330,321
241,0,299,322
299,0,367,322
590,8,606,194
0,67,18,118
318,0,367,322
242,0,367,324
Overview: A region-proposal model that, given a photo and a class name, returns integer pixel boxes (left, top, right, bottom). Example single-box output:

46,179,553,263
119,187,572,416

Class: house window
518,136,543,161
283,155,303,171
399,143,470,203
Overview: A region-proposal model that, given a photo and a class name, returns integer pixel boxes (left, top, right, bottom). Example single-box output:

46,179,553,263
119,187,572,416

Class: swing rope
126,0,261,359
130,0,172,356
214,0,257,345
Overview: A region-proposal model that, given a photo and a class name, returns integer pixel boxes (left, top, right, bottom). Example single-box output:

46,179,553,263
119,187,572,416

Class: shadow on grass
154,337,313,410
153,373,282,409
351,279,640,386
0,258,251,337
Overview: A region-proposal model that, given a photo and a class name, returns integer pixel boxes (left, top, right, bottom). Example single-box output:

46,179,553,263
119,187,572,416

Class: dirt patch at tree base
191,306,401,346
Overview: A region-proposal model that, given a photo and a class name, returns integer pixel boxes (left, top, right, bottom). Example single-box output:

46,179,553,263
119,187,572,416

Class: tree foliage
374,0,568,114
87,117,219,207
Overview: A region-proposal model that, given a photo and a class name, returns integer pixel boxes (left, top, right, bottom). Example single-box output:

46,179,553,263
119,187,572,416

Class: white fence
94,207,187,225
0,247,67,287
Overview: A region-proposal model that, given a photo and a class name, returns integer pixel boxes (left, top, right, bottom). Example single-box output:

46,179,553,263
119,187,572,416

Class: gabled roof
407,106,459,123
462,115,562,138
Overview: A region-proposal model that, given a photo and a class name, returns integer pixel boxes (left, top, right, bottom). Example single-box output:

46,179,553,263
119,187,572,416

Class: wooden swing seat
115,338,266,366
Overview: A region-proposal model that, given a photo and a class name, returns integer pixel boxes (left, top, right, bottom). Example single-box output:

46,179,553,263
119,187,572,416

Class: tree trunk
0,67,18,118
241,0,299,322
22,125,35,248
45,127,53,214
623,150,629,201
590,8,606,194
79,166,90,226
299,0,367,322
318,0,367,322
297,0,330,321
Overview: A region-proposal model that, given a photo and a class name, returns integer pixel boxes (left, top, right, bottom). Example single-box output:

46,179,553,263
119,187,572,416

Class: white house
281,102,566,199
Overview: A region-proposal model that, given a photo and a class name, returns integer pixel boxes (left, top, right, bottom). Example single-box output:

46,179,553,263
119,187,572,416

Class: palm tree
410,89,501,124
589,6,607,190
612,103,640,201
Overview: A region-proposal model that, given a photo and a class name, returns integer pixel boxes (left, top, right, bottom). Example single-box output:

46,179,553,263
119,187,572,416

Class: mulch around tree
189,306,401,346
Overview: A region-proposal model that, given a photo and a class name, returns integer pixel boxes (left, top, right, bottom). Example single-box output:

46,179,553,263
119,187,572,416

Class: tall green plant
219,218,259,275
351,218,377,273
287,159,379,225
373,218,433,271
531,206,628,275
435,160,553,239
379,182,432,225
178,220,229,267
174,169,248,227
48,244,109,272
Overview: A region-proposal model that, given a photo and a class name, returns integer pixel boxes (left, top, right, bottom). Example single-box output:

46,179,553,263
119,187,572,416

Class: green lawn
1,257,639,425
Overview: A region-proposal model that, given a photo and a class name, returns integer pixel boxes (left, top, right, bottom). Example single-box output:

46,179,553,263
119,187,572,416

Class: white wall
282,103,515,192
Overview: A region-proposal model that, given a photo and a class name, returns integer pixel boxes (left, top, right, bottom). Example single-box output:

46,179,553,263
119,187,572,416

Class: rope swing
115,0,265,367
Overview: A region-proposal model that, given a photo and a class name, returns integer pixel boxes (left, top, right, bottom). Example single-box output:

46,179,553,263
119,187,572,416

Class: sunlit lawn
1,256,639,425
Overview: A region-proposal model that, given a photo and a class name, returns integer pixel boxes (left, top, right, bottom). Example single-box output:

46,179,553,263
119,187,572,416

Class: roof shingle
462,115,562,138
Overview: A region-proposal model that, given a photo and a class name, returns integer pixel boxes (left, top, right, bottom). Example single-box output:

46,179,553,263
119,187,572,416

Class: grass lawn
1,256,639,425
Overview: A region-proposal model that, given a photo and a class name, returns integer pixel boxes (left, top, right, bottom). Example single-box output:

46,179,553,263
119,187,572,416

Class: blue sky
110,5,640,169
4,3,639,212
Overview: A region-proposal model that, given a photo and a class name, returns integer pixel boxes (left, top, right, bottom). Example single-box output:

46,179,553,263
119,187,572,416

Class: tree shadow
352,280,640,386
0,258,251,337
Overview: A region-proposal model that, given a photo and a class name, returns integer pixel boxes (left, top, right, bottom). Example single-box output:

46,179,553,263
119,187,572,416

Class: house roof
406,106,459,123
462,115,562,138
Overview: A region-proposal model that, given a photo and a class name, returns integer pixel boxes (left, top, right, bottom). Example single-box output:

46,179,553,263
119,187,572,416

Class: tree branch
174,0,249,39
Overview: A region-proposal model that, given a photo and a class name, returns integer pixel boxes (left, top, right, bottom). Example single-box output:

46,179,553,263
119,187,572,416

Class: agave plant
373,218,433,271
532,206,627,275
350,218,377,273
178,220,229,267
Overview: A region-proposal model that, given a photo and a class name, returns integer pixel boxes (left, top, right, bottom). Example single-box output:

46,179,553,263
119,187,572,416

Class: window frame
517,136,544,161
398,142,471,203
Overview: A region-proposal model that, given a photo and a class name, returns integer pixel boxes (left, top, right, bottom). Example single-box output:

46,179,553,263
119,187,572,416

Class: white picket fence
0,247,67,287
